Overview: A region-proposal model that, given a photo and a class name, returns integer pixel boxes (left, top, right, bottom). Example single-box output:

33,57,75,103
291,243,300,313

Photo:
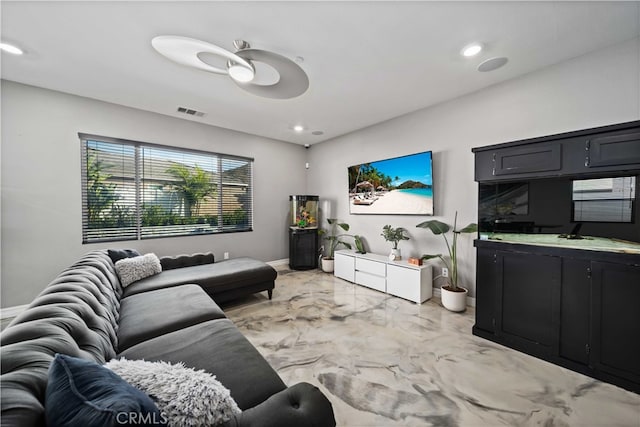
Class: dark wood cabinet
474,120,640,182
496,251,560,355
558,258,591,365
493,142,562,176
473,121,640,394
474,249,497,334
474,241,640,393
591,261,640,384
289,227,318,270
586,130,640,168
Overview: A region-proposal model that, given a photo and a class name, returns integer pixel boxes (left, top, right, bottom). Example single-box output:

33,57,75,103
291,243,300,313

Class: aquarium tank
290,195,319,228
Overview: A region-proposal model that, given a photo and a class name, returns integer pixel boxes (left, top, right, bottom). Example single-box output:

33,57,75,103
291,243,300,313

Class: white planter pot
441,285,468,312
389,248,402,260
321,258,334,273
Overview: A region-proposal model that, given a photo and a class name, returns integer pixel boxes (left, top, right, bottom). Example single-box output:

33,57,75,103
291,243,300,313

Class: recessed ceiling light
293,125,304,132
0,42,24,55
461,43,482,57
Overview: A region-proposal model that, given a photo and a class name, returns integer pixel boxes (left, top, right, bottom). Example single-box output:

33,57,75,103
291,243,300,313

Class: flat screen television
348,151,434,215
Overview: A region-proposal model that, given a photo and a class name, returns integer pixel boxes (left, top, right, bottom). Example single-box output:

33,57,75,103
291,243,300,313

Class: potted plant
318,219,353,272
381,225,410,260
416,212,477,312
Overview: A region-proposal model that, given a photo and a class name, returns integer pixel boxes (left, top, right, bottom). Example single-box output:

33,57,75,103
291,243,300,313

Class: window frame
80,133,254,243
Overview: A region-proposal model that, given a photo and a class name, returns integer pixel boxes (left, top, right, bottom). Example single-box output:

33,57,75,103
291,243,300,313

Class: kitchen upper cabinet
474,121,640,182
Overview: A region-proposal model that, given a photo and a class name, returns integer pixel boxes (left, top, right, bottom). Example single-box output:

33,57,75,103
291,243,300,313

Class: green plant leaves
415,220,450,234
327,218,349,231
458,223,478,234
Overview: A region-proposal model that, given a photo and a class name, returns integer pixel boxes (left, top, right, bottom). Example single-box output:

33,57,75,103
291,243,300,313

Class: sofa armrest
160,252,215,271
222,382,336,427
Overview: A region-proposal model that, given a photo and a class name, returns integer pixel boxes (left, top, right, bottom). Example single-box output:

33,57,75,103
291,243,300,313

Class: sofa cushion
118,319,286,411
122,257,277,298
45,354,165,427
106,358,241,427
115,253,162,287
160,252,215,271
117,285,225,352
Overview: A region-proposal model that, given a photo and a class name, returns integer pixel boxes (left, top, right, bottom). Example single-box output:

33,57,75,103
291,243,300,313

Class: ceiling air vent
177,107,205,117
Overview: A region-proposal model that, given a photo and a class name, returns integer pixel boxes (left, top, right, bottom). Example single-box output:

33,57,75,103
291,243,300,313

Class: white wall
307,38,640,297
1,81,308,307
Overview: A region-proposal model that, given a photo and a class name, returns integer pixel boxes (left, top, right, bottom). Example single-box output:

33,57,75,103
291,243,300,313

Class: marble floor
223,268,640,427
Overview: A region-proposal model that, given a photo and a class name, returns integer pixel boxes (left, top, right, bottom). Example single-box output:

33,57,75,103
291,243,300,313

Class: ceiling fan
151,36,309,99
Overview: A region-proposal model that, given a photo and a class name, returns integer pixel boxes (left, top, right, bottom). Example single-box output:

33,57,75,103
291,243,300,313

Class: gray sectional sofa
124,251,278,303
0,250,336,426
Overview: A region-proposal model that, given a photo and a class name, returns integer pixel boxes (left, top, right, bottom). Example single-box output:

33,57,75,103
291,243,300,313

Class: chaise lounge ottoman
122,253,277,303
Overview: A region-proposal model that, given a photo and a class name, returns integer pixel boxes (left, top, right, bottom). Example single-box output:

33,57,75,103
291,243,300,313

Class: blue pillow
45,354,166,427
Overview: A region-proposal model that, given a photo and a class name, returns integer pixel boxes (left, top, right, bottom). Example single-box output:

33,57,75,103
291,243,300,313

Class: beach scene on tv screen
348,151,433,215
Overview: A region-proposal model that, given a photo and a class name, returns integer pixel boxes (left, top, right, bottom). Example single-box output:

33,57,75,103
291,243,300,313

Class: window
80,134,252,243
572,176,636,222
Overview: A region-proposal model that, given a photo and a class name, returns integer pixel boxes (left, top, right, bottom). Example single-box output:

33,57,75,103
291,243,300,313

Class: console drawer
355,258,386,277
355,271,386,293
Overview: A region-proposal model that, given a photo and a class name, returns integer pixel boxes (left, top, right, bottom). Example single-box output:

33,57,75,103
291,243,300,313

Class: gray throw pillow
115,253,162,287
105,358,241,427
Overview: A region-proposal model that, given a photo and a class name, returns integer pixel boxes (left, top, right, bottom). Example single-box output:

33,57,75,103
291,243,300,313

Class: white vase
389,248,402,260
441,285,468,312
321,258,334,273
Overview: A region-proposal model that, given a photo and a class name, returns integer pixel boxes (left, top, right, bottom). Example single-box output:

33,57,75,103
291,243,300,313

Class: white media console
334,249,432,303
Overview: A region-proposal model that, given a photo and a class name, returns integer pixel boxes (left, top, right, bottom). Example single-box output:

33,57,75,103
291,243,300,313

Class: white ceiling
2,1,639,145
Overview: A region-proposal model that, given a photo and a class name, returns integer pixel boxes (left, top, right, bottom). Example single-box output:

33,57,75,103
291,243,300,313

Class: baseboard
267,258,289,267
432,287,476,308
0,304,29,320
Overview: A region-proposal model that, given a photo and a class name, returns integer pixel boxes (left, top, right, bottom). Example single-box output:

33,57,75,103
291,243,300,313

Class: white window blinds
80,134,253,243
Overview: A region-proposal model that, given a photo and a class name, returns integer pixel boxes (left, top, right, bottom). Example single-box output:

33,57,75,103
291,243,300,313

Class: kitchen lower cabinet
496,250,560,356
474,241,640,394
591,261,640,384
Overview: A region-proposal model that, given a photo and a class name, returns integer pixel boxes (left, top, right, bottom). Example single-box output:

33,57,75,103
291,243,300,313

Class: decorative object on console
348,151,434,215
408,257,423,266
416,212,477,312
381,225,410,260
106,358,241,427
318,219,353,273
354,235,367,254
151,36,309,99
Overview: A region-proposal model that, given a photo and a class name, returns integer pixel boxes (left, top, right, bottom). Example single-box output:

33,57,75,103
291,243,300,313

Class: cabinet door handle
585,140,590,167
492,153,496,176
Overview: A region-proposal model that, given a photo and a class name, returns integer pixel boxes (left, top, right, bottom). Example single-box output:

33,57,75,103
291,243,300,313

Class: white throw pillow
105,358,241,427
115,253,162,287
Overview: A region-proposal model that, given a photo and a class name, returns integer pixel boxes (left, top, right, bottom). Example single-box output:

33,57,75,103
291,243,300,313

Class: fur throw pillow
105,358,241,427
115,253,161,287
